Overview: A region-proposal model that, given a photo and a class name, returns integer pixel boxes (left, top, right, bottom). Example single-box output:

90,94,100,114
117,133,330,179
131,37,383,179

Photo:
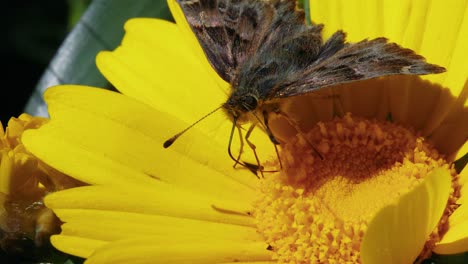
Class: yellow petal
23,120,161,188
428,80,468,155
457,141,468,205
0,121,4,137
310,0,388,119
86,238,272,264
1,151,37,195
421,5,467,153
460,181,468,206
434,204,468,254
308,1,399,121
417,1,467,87
51,235,107,258
309,0,342,40
0,150,13,194
329,1,383,41
45,185,255,227
361,168,452,264
54,208,262,242
96,18,228,122
460,171,468,207
22,85,260,200
456,141,468,162
382,0,443,129
167,0,227,89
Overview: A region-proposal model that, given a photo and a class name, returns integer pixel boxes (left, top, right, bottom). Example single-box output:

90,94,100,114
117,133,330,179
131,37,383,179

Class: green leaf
67,0,92,29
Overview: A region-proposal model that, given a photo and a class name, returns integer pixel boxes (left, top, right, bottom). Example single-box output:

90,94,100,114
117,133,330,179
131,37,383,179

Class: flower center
253,113,458,263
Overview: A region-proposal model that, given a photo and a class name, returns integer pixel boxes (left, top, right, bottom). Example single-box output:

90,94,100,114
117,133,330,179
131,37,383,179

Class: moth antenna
163,105,223,148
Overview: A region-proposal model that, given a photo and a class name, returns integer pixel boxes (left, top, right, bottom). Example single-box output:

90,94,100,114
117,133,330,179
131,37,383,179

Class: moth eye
242,95,258,111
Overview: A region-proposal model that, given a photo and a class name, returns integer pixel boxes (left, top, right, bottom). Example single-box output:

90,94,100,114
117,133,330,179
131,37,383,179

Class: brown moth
164,0,445,173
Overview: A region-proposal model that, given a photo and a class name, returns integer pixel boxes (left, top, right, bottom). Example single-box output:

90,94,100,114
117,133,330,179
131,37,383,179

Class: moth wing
176,0,278,83
269,31,446,98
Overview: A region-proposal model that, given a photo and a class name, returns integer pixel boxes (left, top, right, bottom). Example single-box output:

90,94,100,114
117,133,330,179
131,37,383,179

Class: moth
164,0,445,172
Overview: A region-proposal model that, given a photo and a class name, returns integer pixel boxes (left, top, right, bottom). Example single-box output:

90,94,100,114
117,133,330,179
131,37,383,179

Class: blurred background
2,1,77,125
2,0,172,127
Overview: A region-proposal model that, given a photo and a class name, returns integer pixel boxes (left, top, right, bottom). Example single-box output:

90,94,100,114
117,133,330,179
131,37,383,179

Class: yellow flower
21,0,467,263
0,114,81,257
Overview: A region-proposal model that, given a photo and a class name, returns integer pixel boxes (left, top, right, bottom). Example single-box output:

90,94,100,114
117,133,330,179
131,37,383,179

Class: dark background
2,1,74,126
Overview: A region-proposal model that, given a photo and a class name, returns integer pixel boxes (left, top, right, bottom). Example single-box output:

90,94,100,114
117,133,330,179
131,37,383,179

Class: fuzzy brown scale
165,0,445,174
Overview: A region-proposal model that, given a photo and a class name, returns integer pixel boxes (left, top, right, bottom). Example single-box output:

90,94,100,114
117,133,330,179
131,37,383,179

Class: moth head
223,91,259,119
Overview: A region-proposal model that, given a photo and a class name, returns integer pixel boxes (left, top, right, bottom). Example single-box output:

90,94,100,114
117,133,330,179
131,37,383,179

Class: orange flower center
253,113,459,263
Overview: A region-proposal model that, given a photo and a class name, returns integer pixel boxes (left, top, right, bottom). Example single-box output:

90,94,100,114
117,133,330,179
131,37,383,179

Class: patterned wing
176,0,279,82
268,31,445,98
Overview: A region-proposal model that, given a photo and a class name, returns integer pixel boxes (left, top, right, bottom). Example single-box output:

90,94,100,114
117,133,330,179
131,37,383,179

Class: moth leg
261,110,280,144
227,119,260,177
245,123,264,178
274,108,324,160
233,125,245,169
262,110,283,170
